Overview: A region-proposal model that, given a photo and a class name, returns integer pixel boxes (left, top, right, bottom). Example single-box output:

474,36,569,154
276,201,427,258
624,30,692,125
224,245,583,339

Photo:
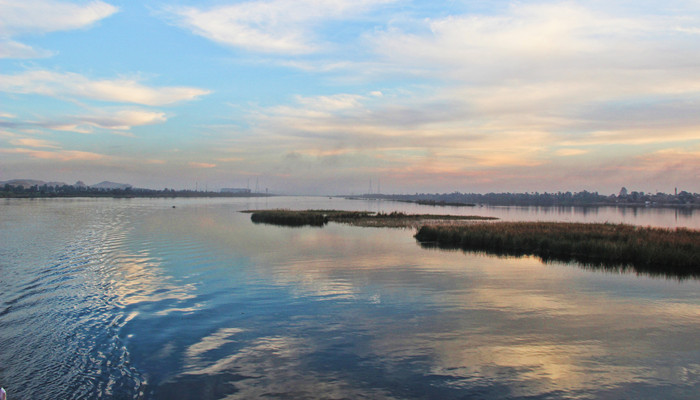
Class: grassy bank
414,222,700,277
244,209,497,228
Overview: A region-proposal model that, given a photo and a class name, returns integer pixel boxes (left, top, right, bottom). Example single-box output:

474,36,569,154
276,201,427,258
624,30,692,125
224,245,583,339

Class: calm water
1,197,699,399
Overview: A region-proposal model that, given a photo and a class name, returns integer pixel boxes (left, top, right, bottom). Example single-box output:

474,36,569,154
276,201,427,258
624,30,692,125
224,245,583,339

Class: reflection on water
419,241,700,281
1,197,699,399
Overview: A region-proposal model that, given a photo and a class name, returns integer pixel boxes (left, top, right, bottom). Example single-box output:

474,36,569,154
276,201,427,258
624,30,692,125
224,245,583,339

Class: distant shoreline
0,188,272,199
2,193,699,208
347,195,700,209
0,193,273,199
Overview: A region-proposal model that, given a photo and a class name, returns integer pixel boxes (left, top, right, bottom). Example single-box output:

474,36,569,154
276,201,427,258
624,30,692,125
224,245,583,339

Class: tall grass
414,222,700,277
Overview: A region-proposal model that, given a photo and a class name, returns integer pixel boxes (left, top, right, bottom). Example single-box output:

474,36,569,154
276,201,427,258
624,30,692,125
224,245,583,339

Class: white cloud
81,109,167,130
349,2,700,163
0,70,210,105
295,94,365,111
1,109,168,134
47,109,167,133
370,3,699,84
362,1,700,128
0,0,118,59
0,0,118,34
0,39,53,59
165,0,396,54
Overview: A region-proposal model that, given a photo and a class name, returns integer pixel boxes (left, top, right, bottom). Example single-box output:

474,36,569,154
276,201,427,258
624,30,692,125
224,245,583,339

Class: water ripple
0,201,150,399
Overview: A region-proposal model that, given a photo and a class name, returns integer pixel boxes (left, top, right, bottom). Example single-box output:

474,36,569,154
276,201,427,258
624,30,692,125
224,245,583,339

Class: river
1,197,698,399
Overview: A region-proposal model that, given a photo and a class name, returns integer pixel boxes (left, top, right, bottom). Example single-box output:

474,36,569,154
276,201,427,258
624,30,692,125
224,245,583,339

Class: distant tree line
0,184,269,198
361,188,700,207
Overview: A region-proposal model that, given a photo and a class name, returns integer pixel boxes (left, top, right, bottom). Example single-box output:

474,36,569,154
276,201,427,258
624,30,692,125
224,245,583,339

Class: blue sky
1,0,700,194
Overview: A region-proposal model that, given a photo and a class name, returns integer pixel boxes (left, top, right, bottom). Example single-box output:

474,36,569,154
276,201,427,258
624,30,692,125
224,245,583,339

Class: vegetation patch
248,210,330,227
399,200,476,207
243,209,497,228
414,222,700,277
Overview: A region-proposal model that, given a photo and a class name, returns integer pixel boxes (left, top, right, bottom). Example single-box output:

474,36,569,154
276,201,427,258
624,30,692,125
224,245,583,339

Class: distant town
0,179,267,198
360,187,700,208
1,178,698,207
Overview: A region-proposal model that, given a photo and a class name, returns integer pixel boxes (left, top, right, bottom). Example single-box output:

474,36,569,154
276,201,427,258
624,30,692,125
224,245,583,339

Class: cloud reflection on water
107,201,700,398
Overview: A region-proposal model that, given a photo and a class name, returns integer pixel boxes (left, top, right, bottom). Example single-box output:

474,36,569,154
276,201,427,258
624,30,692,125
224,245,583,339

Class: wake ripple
0,203,152,399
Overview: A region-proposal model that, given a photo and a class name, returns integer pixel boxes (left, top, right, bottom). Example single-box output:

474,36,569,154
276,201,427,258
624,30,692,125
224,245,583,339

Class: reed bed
414,222,700,276
248,210,332,226
244,209,497,228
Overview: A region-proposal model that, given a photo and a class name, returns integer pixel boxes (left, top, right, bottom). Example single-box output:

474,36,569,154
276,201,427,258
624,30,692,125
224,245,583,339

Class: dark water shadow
416,241,700,281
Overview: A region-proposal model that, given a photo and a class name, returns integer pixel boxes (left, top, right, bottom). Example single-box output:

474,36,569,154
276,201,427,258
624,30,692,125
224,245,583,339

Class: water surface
1,197,699,399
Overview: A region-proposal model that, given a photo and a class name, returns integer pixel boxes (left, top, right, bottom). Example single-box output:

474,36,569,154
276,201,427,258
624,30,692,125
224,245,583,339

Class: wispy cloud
9,138,60,149
188,162,216,168
0,0,118,59
634,147,700,173
68,109,167,132
0,70,210,105
3,1,700,193
3,109,167,134
235,91,552,173
227,2,700,191
6,109,167,133
368,3,700,98
1,147,107,161
0,39,53,59
164,0,396,54
555,148,589,157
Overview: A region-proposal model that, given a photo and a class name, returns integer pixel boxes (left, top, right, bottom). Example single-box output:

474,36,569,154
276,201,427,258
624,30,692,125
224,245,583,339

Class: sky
1,0,700,195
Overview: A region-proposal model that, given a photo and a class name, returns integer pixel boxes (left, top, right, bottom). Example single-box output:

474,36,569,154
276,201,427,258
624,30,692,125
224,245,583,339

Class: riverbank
415,222,700,277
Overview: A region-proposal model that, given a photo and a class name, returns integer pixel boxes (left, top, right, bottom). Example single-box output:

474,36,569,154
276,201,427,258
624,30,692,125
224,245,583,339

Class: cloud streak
1,109,168,133
71,109,167,132
0,70,210,105
164,0,396,54
9,138,60,148
188,162,217,168
1,147,107,161
0,0,118,59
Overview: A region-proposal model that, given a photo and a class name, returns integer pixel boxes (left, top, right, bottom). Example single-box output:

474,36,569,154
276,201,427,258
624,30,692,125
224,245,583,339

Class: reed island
243,209,497,227
246,209,700,277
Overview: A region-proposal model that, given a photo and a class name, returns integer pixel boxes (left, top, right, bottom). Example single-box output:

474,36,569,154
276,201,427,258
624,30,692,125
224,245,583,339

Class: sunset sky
1,0,700,194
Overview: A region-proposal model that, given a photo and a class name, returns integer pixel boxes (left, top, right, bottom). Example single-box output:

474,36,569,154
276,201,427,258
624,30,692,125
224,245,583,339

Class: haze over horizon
2,0,700,195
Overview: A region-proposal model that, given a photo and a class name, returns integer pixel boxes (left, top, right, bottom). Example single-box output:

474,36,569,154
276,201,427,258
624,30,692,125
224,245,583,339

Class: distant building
221,188,251,194
91,181,132,190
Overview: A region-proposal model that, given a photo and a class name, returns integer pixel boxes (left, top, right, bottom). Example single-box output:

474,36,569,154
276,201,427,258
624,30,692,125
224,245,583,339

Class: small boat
1,387,6,400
